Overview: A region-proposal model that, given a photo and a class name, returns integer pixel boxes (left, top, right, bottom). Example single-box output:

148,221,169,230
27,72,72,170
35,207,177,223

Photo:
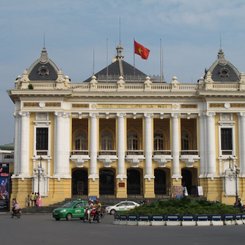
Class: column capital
13,112,19,117
144,113,153,118
89,113,99,118
206,112,216,117
117,113,126,118
54,112,70,118
18,111,30,117
239,112,245,117
171,113,180,118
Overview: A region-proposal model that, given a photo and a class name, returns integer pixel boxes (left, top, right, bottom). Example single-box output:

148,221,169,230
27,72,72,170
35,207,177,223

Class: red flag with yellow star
134,40,150,60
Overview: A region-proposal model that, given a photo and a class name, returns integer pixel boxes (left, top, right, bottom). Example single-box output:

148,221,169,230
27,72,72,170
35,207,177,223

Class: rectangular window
36,128,48,155
75,138,80,150
221,128,233,155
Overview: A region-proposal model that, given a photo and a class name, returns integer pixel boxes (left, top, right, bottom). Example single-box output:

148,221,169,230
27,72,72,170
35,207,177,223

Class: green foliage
122,198,241,215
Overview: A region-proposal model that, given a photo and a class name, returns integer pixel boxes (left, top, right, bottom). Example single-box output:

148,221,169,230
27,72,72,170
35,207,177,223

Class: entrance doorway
181,168,198,196
99,169,115,195
72,168,88,196
154,168,167,195
127,168,142,195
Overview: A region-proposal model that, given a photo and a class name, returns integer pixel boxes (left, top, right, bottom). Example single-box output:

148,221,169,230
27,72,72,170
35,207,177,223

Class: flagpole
133,39,136,77
106,38,109,81
92,48,95,75
160,38,162,82
160,38,164,82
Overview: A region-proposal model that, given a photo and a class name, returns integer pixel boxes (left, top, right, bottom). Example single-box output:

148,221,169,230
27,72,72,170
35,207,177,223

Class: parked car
105,201,140,215
52,200,88,221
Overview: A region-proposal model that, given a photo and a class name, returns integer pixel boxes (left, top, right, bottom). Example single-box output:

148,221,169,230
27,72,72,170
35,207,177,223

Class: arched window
181,130,190,150
101,130,113,150
154,131,164,150
74,130,88,150
127,131,139,150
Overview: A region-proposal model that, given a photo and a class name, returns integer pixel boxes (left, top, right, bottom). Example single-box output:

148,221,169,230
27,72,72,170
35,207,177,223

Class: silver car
105,201,140,215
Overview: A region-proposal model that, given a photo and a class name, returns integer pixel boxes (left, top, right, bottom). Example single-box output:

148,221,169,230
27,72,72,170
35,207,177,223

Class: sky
1,0,245,145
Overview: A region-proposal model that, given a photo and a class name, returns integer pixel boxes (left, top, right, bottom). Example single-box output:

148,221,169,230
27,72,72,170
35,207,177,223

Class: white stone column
199,113,206,177
13,112,20,176
19,112,30,177
144,113,154,179
117,113,126,180
239,113,245,176
171,113,181,179
206,112,216,178
89,113,99,180
54,112,71,178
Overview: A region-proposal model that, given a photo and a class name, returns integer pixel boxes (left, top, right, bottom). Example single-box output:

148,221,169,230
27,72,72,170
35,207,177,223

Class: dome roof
205,49,240,82
27,48,60,81
83,45,147,83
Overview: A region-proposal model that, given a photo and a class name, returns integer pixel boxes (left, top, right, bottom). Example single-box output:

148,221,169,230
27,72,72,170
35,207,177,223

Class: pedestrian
30,192,35,206
36,193,42,207
34,192,38,206
25,194,31,207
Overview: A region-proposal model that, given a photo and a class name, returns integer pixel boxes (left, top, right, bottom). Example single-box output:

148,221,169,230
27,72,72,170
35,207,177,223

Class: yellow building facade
8,46,245,207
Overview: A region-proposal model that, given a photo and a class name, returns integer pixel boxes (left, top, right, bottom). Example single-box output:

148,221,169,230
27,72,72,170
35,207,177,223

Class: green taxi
52,200,88,221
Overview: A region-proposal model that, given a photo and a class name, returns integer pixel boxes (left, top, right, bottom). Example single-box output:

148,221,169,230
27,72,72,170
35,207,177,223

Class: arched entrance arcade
99,168,115,195
127,168,143,196
154,168,170,195
181,168,198,196
72,168,88,196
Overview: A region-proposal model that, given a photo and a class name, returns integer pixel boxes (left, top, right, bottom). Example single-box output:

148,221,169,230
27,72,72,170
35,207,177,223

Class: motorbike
11,209,21,218
84,208,101,223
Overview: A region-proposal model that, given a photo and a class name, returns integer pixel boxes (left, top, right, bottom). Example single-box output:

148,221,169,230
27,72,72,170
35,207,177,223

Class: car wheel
110,209,116,215
55,218,60,221
66,214,72,221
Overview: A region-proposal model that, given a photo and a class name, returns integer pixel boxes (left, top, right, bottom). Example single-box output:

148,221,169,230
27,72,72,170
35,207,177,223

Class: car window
62,202,73,208
117,203,125,207
74,202,87,208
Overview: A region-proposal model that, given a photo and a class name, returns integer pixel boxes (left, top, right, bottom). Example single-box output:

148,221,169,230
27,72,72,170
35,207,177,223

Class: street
0,213,245,245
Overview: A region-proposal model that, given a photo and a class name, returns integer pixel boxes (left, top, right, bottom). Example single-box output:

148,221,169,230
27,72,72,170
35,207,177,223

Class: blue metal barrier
166,215,180,221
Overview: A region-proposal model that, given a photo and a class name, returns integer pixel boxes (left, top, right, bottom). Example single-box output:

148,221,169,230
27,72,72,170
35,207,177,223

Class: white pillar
19,112,30,177
144,113,154,179
54,112,71,178
13,112,20,175
239,113,245,176
199,113,206,177
117,113,126,180
206,112,216,178
171,113,181,179
89,113,99,180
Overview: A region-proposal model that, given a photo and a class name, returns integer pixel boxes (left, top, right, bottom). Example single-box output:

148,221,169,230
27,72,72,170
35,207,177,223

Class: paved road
1,213,245,245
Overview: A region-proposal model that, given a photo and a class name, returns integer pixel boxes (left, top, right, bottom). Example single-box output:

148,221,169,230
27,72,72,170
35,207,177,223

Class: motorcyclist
12,198,21,217
85,200,94,221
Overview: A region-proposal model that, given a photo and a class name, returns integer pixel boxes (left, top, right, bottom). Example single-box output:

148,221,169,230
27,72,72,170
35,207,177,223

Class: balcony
125,150,145,167
2,154,14,163
153,150,172,167
36,150,49,156
70,150,90,167
180,150,200,167
97,150,117,167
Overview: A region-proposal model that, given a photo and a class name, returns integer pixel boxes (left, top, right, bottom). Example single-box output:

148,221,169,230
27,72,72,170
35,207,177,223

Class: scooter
84,208,101,223
11,209,21,219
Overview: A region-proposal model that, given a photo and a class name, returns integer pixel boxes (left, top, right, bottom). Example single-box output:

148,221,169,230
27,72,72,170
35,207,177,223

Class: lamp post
228,156,240,204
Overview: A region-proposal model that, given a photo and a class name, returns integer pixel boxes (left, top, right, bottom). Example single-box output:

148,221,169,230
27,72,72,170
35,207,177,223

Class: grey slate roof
28,48,59,81
205,49,240,82
83,45,148,83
